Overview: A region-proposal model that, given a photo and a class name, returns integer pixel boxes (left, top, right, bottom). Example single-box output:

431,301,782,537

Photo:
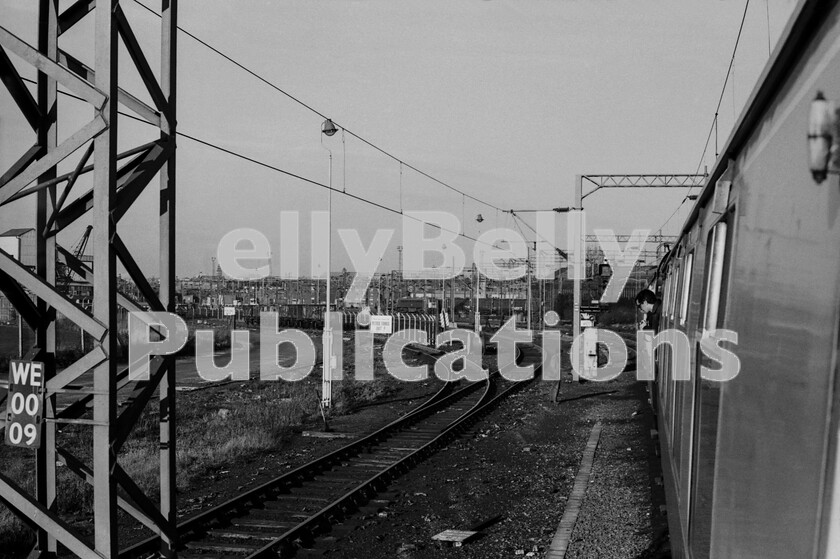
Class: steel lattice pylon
0,1,177,557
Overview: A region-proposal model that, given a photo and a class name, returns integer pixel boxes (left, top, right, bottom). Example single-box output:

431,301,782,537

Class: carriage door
823,320,840,557
689,217,731,558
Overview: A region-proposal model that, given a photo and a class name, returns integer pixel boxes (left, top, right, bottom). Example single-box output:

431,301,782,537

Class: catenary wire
19,77,497,251
131,0,508,215
657,0,752,237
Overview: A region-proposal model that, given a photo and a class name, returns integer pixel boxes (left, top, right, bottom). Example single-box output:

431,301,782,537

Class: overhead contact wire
659,0,752,236
132,0,508,215
21,77,495,250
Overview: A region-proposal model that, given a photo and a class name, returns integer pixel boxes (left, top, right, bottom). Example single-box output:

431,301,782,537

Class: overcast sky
0,0,798,277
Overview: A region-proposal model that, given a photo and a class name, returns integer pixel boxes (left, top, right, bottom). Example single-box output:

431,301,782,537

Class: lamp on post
474,214,484,333
572,178,586,382
320,119,338,414
322,118,338,138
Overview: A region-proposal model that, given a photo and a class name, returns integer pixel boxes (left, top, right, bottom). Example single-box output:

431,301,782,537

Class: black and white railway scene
1,1,839,558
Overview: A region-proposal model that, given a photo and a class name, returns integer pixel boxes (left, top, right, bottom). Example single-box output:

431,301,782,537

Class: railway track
122,353,539,559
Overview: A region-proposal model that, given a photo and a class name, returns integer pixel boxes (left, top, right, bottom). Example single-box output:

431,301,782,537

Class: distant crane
57,225,93,289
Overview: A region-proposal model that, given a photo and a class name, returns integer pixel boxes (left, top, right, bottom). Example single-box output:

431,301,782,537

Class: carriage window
824,314,840,555
826,425,840,557
669,262,680,321
702,222,727,332
690,218,732,557
673,259,685,324
679,252,694,326
669,361,677,459
662,272,672,326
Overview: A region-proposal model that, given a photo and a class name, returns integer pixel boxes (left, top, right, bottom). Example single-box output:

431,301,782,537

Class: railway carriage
650,1,840,557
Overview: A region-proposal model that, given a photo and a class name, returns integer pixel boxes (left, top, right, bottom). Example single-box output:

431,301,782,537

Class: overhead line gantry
569,173,706,381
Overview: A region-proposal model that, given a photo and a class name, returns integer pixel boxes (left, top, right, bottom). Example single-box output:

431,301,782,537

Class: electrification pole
321,119,337,410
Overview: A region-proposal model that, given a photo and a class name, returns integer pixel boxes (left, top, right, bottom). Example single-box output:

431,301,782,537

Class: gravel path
562,385,658,558
321,369,668,558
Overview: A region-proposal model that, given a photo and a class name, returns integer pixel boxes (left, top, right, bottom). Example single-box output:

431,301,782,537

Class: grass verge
0,337,410,556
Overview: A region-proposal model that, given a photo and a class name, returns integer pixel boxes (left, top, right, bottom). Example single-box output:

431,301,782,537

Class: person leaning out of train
635,289,661,332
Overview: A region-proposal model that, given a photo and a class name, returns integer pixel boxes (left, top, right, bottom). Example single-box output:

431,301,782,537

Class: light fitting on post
808,91,836,183
322,119,338,137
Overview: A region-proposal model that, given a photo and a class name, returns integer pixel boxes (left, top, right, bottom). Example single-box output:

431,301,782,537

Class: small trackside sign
5,360,46,449
370,315,393,334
